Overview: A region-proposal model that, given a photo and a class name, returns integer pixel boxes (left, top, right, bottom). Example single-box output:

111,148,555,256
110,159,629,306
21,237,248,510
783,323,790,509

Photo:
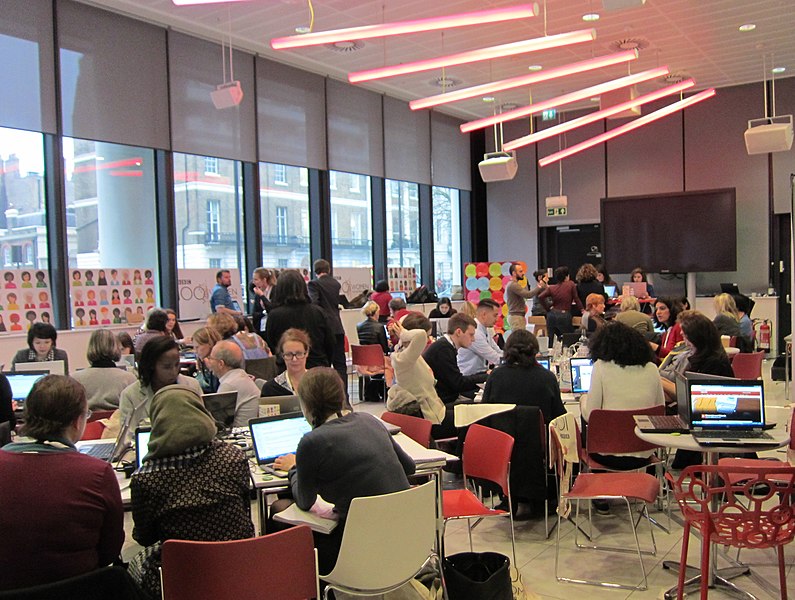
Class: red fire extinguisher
758,319,771,351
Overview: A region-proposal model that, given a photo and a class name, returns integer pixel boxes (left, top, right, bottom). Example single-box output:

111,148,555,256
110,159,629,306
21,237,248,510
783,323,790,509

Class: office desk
635,428,790,600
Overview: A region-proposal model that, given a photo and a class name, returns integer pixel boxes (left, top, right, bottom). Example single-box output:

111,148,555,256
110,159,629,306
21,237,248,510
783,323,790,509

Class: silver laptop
635,371,693,433
15,360,66,376
259,394,302,416
77,411,134,462
4,371,48,403
689,379,776,446
249,412,311,475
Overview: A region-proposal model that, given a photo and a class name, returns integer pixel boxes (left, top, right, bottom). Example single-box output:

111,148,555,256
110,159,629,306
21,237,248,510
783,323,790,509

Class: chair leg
676,522,690,600
467,518,473,553
700,526,710,600
779,546,788,600
624,498,649,590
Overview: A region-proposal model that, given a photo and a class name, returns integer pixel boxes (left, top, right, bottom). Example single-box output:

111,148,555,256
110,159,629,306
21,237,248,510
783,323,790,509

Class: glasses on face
281,351,307,361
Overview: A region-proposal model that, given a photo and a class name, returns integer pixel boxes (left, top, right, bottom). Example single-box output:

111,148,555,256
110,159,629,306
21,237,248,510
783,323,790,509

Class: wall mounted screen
600,188,736,274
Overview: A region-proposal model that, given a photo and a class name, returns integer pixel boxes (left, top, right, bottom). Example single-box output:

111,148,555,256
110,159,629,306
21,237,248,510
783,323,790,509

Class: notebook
569,357,593,395
135,426,152,468
202,391,238,430
249,412,312,475
15,360,66,376
4,371,48,403
689,379,777,446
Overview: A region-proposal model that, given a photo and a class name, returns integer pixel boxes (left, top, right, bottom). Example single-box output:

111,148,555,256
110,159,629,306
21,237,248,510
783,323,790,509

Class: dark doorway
773,213,791,352
540,224,602,273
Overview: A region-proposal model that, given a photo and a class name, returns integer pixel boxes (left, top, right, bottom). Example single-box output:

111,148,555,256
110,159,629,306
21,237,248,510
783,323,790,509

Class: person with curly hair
481,329,564,424
575,263,606,309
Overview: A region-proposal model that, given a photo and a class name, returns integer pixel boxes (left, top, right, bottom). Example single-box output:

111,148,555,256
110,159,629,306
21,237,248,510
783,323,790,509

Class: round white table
635,428,790,600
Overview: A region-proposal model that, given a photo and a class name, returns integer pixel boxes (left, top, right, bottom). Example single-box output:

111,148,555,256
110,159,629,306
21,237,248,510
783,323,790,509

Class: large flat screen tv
600,188,737,274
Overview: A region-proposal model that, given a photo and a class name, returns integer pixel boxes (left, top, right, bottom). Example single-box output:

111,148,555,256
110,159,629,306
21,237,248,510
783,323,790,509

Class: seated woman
356,301,389,353
428,297,457,319
132,309,169,357
630,267,655,298
614,295,655,338
582,293,607,333
650,296,684,360
164,309,189,346
118,336,203,433
11,322,69,373
72,328,137,410
129,384,254,599
117,331,135,356
192,326,222,393
232,315,271,360
273,367,414,574
595,264,618,296
0,375,124,591
482,329,564,425
261,328,310,397
583,321,664,470
713,293,753,352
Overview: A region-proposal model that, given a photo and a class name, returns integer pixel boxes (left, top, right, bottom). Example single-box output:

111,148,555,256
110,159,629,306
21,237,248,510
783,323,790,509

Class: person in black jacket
0,373,15,435
575,263,606,311
250,268,275,337
307,259,346,384
356,302,389,353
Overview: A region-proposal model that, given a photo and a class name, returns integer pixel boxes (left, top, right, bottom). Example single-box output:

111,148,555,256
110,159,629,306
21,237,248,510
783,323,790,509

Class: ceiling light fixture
528,64,543,71
172,0,248,5
270,3,539,50
460,66,668,133
410,50,636,110
349,29,596,83
582,13,600,21
772,66,786,74
503,78,695,151
738,24,756,32
538,88,716,166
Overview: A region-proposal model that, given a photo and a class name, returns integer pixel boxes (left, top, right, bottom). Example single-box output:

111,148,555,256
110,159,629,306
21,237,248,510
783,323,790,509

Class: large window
432,186,461,298
0,127,47,269
63,137,157,277
259,162,310,269
386,179,420,286
330,171,372,268
174,152,244,274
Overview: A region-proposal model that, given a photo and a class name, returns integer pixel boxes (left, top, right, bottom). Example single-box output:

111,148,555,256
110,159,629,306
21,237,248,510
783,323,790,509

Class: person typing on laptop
10,322,69,375
271,367,415,575
0,375,124,591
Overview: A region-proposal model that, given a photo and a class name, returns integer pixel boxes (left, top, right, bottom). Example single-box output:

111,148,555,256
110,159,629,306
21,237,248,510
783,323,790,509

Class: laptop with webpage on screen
689,379,777,446
569,357,593,396
4,371,48,404
135,426,152,469
249,412,312,475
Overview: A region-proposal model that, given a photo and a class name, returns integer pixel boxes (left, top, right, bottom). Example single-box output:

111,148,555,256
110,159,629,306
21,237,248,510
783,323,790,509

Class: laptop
4,371,48,404
570,357,594,395
689,379,777,446
259,394,302,416
634,372,693,433
720,283,741,295
537,357,551,371
622,282,648,299
249,412,312,475
135,426,152,469
202,391,238,430
15,360,66,376
77,411,134,462
118,354,136,369
604,284,617,298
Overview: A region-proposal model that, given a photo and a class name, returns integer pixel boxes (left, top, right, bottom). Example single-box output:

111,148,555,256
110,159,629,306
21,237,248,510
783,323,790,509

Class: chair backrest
671,464,795,548
161,527,317,600
244,356,279,381
0,566,139,600
381,411,432,448
586,405,664,455
730,351,764,379
80,420,106,441
462,423,514,496
323,481,436,590
351,344,384,368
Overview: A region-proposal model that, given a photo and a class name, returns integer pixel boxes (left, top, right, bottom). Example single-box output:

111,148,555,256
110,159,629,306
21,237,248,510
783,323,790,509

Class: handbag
443,552,512,600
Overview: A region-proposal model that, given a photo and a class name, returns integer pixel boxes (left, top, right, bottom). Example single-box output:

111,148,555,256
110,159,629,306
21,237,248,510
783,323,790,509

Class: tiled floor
122,365,794,599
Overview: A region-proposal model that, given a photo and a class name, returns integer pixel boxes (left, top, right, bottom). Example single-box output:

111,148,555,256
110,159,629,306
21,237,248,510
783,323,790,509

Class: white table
635,428,790,600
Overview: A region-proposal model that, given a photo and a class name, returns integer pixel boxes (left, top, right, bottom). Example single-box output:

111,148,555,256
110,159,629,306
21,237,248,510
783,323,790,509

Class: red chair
161,526,319,600
549,415,659,590
442,423,516,566
381,411,432,448
583,405,665,471
350,344,386,402
731,351,765,379
80,420,106,441
718,408,795,482
668,464,795,600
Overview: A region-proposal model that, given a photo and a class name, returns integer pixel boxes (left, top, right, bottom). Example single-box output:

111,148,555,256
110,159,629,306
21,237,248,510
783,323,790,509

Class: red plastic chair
161,526,319,600
730,351,765,379
549,415,659,590
668,464,795,600
351,344,386,402
718,408,795,483
583,405,665,471
80,420,106,440
381,411,432,448
442,423,516,566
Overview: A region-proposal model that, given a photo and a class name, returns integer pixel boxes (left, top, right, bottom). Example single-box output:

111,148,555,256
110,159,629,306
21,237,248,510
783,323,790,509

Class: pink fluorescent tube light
460,66,668,133
348,29,596,84
503,78,695,151
538,88,716,167
272,4,539,50
409,50,637,111
172,0,248,5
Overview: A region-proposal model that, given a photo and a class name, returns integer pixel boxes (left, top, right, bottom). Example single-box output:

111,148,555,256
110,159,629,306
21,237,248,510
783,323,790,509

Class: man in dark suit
307,258,347,385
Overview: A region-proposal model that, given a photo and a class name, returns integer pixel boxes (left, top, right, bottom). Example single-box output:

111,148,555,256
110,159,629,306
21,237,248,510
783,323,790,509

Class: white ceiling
79,0,795,121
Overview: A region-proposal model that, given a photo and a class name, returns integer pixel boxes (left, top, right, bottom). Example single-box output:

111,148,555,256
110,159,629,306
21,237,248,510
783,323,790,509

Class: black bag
443,552,512,600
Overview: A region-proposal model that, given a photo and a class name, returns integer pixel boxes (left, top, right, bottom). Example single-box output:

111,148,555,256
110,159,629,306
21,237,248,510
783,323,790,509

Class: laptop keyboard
695,430,773,440
80,444,115,460
648,415,686,429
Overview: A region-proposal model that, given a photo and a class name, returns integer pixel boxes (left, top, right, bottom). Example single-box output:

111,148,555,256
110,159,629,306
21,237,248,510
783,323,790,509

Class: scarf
145,384,216,460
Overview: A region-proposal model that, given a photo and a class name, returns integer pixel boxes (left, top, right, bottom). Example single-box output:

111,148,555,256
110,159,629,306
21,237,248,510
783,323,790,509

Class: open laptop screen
689,380,765,429
249,413,311,465
570,358,593,394
135,427,152,469
15,360,66,376
537,357,551,370
4,371,48,403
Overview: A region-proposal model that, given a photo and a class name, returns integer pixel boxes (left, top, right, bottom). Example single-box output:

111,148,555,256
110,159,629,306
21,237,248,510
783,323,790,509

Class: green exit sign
546,207,567,217
542,109,557,121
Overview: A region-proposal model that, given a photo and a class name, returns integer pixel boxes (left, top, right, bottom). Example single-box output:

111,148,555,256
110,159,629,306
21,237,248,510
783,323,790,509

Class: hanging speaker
210,81,244,109
744,116,794,155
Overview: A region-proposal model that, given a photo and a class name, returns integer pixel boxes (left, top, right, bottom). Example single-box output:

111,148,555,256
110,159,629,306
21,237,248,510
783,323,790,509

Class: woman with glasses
0,375,124,591
261,328,310,397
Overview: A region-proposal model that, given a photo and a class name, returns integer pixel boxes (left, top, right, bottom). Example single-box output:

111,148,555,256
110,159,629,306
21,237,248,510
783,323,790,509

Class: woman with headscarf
128,384,255,599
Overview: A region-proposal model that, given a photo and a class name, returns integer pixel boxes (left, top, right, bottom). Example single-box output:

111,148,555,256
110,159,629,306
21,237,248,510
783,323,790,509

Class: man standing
210,270,241,315
307,259,347,384
457,299,502,376
505,263,544,332
206,340,260,427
